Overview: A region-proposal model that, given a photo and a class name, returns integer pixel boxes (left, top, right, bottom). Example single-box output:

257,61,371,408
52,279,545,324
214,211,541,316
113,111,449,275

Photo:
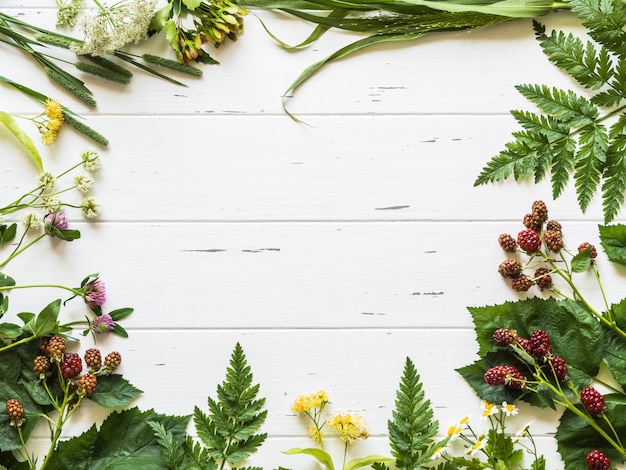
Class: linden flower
501,401,518,416
40,99,64,145
291,390,329,413
481,401,498,420
306,425,325,443
329,413,369,444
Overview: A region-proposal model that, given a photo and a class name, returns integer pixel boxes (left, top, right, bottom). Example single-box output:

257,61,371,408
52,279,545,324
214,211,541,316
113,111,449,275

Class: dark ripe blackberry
498,233,517,252
517,229,541,254
5,399,24,426
76,374,97,397
546,220,562,232
543,229,564,252
580,387,606,416
531,200,549,224
493,328,517,345
503,365,527,389
586,449,611,470
47,335,66,361
498,258,522,278
578,242,598,259
60,353,83,380
484,365,508,386
33,355,51,379
530,329,552,358
84,348,102,373
104,351,122,373
534,267,553,290
511,274,533,292
550,355,569,381
522,213,542,232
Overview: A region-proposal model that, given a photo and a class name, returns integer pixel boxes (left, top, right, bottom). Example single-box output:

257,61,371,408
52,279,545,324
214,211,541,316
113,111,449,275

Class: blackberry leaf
388,357,444,469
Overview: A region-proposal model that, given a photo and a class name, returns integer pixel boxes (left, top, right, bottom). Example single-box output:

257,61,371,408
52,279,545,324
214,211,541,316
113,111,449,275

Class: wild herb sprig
476,0,626,223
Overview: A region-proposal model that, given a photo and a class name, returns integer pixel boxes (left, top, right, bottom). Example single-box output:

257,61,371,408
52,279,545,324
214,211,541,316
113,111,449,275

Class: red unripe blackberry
550,355,569,381
33,355,51,379
546,220,562,232
498,258,522,278
84,348,102,373
578,242,598,259
5,399,24,427
511,274,533,292
493,328,517,345
586,449,611,470
47,335,66,362
530,329,552,358
543,229,564,252
516,337,533,355
580,387,606,416
104,351,122,373
517,229,541,254
76,374,98,397
503,365,527,389
534,267,553,290
60,352,83,380
498,233,517,252
523,213,542,232
484,365,508,386
531,200,549,224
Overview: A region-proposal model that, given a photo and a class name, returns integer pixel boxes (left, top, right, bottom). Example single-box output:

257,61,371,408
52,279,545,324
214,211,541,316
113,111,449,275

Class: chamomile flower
481,401,498,420
501,401,518,416
465,438,485,456
516,423,532,437
431,445,449,460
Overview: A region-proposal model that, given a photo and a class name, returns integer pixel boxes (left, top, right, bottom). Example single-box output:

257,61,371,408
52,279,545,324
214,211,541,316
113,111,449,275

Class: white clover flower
41,197,62,214
22,213,41,230
38,172,56,190
74,174,94,193
80,197,100,218
81,150,102,171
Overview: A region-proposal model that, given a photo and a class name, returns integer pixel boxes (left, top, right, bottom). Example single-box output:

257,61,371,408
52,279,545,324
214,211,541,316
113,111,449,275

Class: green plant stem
0,283,80,295
0,334,37,354
0,233,45,268
16,425,34,468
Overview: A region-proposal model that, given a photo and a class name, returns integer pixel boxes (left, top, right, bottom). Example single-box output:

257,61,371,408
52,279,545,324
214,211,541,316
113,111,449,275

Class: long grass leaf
0,111,43,172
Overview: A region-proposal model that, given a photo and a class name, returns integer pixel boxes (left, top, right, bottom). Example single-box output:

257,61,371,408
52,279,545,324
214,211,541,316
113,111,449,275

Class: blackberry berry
60,353,83,380
503,365,527,390
33,355,51,380
498,233,517,252
511,274,533,292
522,213,542,232
530,329,552,359
578,242,598,259
546,220,562,232
493,328,517,345
543,229,564,252
586,449,611,470
5,399,24,427
76,374,98,397
104,351,122,373
534,267,553,290
516,337,533,355
39,336,50,354
498,258,522,278
549,355,569,381
484,365,508,386
580,387,606,416
84,348,102,373
531,200,549,224
47,335,66,361
517,229,541,254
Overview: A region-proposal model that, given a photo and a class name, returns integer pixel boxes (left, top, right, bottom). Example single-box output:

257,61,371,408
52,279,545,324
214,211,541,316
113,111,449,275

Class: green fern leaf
388,357,440,469
570,0,626,54
183,435,214,470
550,136,577,198
602,114,626,222
574,123,608,211
515,84,598,126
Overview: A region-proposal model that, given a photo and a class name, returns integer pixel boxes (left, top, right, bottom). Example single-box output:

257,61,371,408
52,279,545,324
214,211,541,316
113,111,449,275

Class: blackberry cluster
104,351,122,373
61,353,83,380
580,387,606,416
578,242,598,259
76,374,98,397
586,450,611,470
5,399,24,427
543,229,564,252
484,365,527,390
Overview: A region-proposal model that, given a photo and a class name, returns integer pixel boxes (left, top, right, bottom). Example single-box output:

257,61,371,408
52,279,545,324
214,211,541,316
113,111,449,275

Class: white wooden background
3,2,625,468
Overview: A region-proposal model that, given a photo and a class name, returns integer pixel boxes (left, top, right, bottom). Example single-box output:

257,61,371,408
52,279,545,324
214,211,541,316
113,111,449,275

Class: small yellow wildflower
447,424,463,439
44,99,63,121
291,390,329,413
306,425,325,443
329,413,369,444
501,401,518,416
465,439,484,456
481,401,498,420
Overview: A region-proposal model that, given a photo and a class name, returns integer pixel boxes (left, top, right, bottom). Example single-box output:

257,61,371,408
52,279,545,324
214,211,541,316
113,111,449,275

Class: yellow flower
306,425,325,443
501,401,518,416
481,401,498,420
465,439,484,456
447,425,463,438
329,413,369,444
44,99,64,121
291,390,329,413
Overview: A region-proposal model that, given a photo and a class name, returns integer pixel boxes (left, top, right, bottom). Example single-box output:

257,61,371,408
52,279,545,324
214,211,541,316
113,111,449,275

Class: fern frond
601,115,626,222
388,357,440,469
550,136,577,198
573,123,608,211
183,435,213,470
515,84,599,126
569,0,626,55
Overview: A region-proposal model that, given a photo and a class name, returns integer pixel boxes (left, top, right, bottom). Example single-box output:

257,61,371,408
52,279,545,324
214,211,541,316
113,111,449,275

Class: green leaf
283,448,335,469
574,123,608,212
26,299,61,337
602,327,626,391
556,395,626,469
0,224,16,246
109,307,134,321
0,323,23,340
599,223,626,265
47,227,81,241
148,421,186,469
0,111,43,172
570,249,592,272
345,455,395,470
182,0,203,9
46,407,190,469
0,274,15,288
112,323,129,338
89,374,142,408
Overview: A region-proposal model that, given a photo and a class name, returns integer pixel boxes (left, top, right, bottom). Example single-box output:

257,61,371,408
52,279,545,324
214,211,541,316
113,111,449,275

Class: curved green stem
0,334,37,354
0,233,45,268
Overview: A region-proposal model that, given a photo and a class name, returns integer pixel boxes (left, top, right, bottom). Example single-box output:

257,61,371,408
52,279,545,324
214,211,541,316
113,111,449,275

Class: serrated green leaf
571,249,592,272
89,374,142,408
574,123,608,212
284,447,335,470
599,223,626,265
602,326,626,390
